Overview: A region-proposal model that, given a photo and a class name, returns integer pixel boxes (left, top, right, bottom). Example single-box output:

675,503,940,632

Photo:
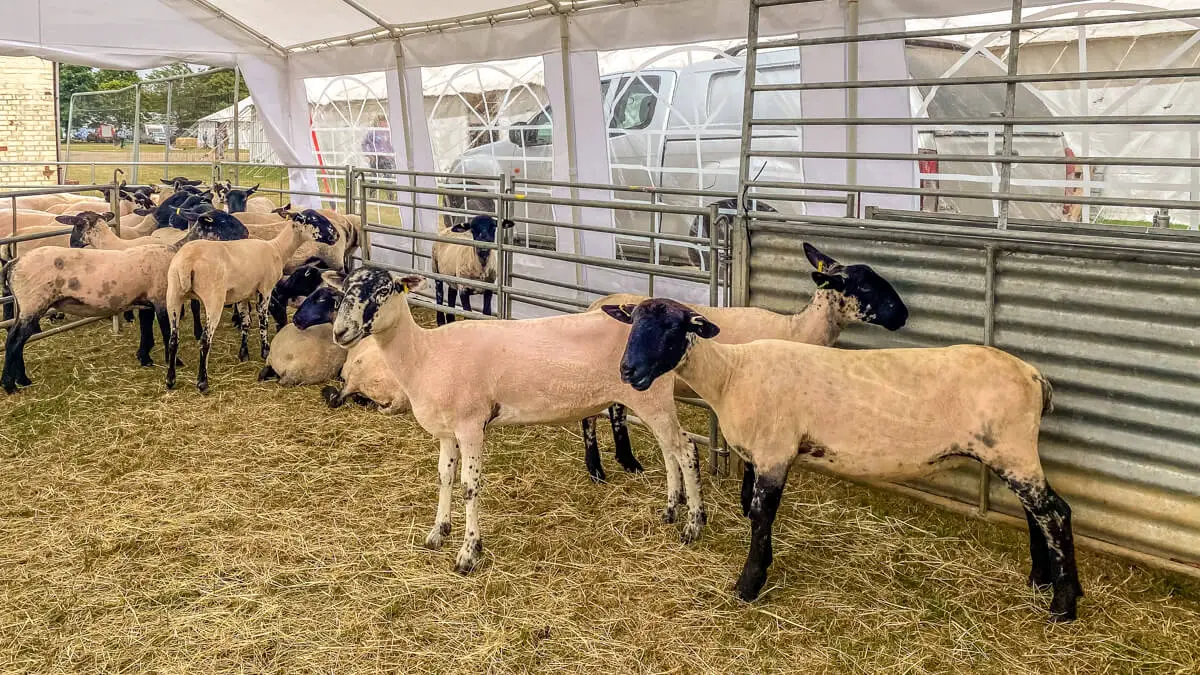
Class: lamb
330,268,705,575
1,214,245,393
164,209,340,393
431,215,513,324
605,297,1082,620
581,243,909,482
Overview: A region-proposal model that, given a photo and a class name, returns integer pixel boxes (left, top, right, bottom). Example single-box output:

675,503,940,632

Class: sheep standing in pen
431,215,513,324
580,243,908,482
604,297,1082,621
1,214,245,393
164,209,339,393
331,268,705,575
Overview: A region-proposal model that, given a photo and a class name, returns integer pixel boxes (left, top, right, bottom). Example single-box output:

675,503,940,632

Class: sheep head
60,211,116,248
603,298,720,392
293,272,346,329
803,243,908,331
289,209,339,245
450,215,514,270
332,268,426,348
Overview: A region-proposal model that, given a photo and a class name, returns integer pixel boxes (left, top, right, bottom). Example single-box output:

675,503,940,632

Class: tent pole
996,0,1024,230
559,13,585,290
845,0,859,207
233,66,241,183
394,42,418,248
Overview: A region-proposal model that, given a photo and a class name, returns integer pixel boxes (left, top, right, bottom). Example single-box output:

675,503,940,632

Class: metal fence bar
750,149,1200,169
752,115,1200,126
996,0,1023,231
753,66,1200,92
361,181,712,218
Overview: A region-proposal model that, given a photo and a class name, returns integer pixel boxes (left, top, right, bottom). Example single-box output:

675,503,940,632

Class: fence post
65,95,76,164
131,84,142,183
344,165,354,215
996,0,1024,230
110,170,124,335
495,174,509,319
232,67,241,184
358,172,370,269
977,244,998,514
164,80,173,180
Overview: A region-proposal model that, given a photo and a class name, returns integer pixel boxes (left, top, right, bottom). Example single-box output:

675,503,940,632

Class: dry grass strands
0,313,1199,672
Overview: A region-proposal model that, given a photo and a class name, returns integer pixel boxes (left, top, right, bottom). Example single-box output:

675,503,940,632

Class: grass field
1,311,1200,672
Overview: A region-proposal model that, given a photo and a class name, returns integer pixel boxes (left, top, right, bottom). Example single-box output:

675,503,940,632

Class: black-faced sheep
431,215,513,325
605,297,1082,621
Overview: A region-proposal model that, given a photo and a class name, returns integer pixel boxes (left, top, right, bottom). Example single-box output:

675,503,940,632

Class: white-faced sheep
164,209,339,393
604,297,1082,621
431,215,513,324
581,243,909,482
331,268,704,575
1,213,247,393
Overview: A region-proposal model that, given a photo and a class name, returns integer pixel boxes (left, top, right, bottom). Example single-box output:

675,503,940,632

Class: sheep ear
160,179,172,185
687,313,720,339
601,304,637,324
450,222,471,233
812,271,845,292
320,270,345,288
54,215,78,225
134,208,152,216
500,219,515,229
249,183,260,194
803,242,843,275
101,212,115,222
392,274,425,294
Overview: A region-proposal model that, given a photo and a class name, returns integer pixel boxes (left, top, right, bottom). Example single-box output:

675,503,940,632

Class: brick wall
0,56,57,187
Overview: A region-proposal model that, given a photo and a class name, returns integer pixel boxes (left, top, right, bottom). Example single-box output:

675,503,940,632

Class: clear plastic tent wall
0,0,1075,313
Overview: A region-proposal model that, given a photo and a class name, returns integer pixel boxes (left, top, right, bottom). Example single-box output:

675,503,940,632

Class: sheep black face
222,183,260,214
294,285,344,329
450,215,515,270
290,209,339,245
183,209,250,242
804,243,908,332
162,177,204,191
332,268,423,348
60,211,116,248
603,298,720,392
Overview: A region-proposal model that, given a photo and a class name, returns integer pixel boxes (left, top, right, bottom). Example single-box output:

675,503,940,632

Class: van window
707,64,801,123
610,75,662,130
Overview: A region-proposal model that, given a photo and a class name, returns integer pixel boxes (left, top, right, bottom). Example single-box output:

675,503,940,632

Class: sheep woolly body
245,196,277,213
264,323,347,386
6,242,176,319
336,337,407,414
45,200,135,216
331,270,704,576
244,212,358,273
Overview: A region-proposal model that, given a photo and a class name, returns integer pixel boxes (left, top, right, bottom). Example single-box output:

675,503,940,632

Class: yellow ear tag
174,207,181,215
401,283,410,293
817,260,825,272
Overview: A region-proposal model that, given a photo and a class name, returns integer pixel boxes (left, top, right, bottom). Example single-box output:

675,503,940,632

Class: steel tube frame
752,66,1200,92
752,115,1200,126
996,0,1023,230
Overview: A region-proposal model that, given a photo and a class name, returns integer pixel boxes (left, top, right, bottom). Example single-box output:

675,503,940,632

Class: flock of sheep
0,177,1083,623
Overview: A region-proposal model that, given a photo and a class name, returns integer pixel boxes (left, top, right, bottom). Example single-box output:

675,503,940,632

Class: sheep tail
1034,373,1054,416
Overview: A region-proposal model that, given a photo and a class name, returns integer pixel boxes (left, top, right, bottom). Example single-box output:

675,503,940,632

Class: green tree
58,64,97,129
95,69,140,91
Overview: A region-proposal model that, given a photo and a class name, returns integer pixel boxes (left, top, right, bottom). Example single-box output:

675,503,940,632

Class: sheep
270,277,406,413
581,243,909,482
330,268,705,575
267,259,330,330
157,177,204,203
431,215,513,325
8,194,71,211
256,277,350,387
164,209,340,393
242,209,358,274
0,209,63,232
604,297,1082,620
66,211,175,251
1,214,246,393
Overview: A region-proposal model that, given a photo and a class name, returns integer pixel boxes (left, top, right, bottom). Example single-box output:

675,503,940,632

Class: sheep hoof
16,373,32,387
2,381,17,395
1028,571,1053,592
257,365,277,382
197,381,210,395
734,577,765,603
321,385,343,408
138,354,153,367
165,378,176,391
588,465,607,484
453,540,484,575
680,510,707,544
238,348,249,363
616,456,644,474
661,506,678,524
424,523,450,550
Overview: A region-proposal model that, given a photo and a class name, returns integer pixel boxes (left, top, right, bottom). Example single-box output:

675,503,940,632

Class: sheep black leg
735,466,787,602
445,286,458,323
165,316,179,390
741,461,756,518
156,306,182,366
123,310,136,323
1004,476,1083,622
2,316,38,393
197,325,213,394
257,294,270,360
482,289,494,317
610,404,643,473
1024,508,1053,590
190,299,203,340
136,308,155,366
460,291,473,315
258,364,278,381
435,279,447,326
582,416,605,483
268,288,288,330
233,303,249,362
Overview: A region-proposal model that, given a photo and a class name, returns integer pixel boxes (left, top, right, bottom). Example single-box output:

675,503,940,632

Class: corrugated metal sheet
746,221,1200,569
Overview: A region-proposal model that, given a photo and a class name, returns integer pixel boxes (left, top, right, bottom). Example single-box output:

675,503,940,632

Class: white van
446,39,1074,264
